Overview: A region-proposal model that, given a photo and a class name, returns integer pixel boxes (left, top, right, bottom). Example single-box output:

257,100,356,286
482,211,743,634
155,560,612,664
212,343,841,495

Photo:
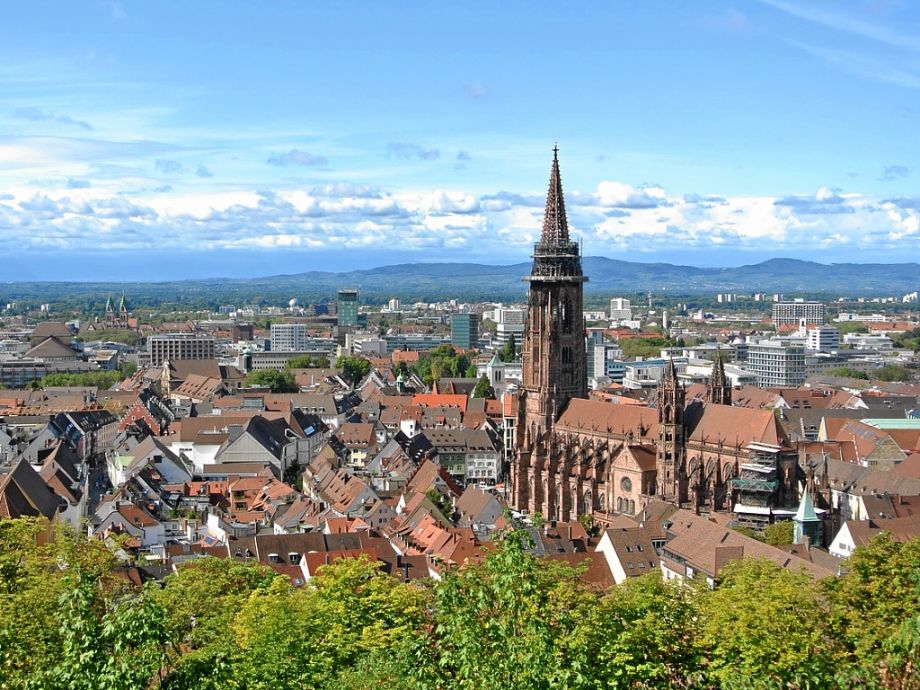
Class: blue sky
1,1,920,280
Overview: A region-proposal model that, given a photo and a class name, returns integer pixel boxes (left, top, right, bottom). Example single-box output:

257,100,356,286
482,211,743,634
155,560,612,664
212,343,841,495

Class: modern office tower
337,289,359,327
451,313,480,350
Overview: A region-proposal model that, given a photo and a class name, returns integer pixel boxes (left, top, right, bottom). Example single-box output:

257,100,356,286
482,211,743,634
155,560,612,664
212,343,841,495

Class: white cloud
595,181,669,209
0,162,919,263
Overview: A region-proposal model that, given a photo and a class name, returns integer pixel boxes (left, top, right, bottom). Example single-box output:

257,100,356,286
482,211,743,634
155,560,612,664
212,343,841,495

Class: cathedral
104,293,132,329
511,150,798,523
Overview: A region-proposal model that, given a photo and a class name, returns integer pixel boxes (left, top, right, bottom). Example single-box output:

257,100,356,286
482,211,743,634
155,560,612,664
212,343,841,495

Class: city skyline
2,1,920,280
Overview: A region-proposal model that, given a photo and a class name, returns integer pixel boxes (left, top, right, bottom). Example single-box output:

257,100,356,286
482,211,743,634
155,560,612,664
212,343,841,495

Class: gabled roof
600,526,660,577
456,485,501,525
843,516,920,548
31,322,73,341
0,458,64,520
831,419,897,459
335,422,376,448
620,444,657,472
662,509,833,580
243,416,296,460
892,452,920,479
407,458,462,497
689,403,788,449
556,398,659,440
412,393,469,412
25,336,78,359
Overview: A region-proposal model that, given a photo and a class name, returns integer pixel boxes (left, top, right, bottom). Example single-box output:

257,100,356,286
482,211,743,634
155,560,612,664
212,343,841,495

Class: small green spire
794,486,819,523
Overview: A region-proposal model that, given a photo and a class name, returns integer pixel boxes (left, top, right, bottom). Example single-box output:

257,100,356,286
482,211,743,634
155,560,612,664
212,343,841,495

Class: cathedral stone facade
510,152,798,523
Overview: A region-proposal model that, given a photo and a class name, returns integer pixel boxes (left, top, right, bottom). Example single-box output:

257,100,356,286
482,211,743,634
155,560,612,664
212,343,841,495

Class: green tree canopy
40,369,124,389
2,516,919,689
698,558,839,688
337,356,372,384
826,367,870,380
875,364,914,382
619,336,670,360
763,520,794,546
285,354,330,369
245,369,298,392
500,333,518,362
412,345,471,387
472,374,495,399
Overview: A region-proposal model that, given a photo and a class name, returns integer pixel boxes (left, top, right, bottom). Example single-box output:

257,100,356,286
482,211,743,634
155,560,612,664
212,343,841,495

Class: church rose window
620,477,632,492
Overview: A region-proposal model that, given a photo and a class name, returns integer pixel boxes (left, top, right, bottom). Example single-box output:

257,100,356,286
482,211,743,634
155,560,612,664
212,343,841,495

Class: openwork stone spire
540,145,569,247
706,351,733,406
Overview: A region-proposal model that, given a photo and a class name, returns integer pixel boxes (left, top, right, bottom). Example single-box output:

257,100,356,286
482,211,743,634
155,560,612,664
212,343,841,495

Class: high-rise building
147,333,215,366
494,307,525,349
337,289,358,327
451,313,480,350
746,339,806,387
772,300,825,327
270,323,310,351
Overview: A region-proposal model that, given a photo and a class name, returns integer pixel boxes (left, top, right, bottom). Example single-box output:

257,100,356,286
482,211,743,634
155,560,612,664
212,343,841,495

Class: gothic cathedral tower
656,359,687,502
513,148,588,511
705,352,733,406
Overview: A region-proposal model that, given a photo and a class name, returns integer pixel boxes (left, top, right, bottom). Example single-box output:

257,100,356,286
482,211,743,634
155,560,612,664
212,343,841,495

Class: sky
1,0,920,281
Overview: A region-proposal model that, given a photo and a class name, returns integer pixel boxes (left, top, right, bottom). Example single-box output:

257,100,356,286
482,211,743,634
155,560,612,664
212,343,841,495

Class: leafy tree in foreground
699,558,839,689
43,570,168,690
422,528,597,690
824,532,920,685
594,574,704,689
230,555,426,690
152,557,278,689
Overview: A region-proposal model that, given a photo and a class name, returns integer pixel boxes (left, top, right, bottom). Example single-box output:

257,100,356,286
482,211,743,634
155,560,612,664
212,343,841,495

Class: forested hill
2,257,918,305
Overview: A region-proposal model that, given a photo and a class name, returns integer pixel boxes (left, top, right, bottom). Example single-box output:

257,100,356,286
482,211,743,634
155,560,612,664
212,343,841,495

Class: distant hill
2,257,918,306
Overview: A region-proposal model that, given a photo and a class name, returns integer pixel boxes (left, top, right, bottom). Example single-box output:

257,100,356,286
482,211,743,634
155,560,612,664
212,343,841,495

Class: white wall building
805,326,841,353
270,323,310,352
494,307,525,348
609,298,632,321
746,339,806,387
